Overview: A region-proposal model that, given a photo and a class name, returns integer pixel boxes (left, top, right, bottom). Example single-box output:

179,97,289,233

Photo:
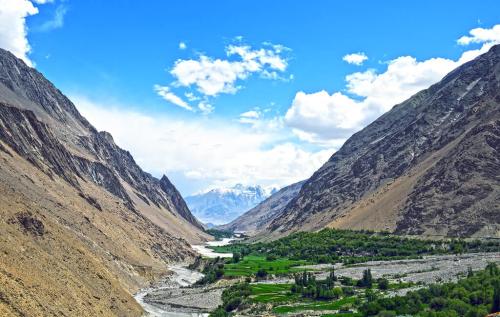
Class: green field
223,255,312,277
250,283,298,303
321,313,362,317
272,296,357,314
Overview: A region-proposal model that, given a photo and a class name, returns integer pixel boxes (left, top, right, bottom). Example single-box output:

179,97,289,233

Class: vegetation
377,278,389,290
291,270,342,299
273,297,357,314
222,255,311,277
209,282,251,317
195,257,225,285
357,269,373,288
204,229,500,316
360,263,500,316
250,283,298,303
212,229,499,265
206,229,233,241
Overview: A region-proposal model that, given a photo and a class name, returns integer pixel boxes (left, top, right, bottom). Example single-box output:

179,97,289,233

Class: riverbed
191,238,234,258
134,239,234,316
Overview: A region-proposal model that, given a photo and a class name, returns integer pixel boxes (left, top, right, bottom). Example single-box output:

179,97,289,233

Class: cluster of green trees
221,229,499,265
291,270,343,300
361,263,500,317
196,257,225,285
357,269,373,288
205,229,233,241
209,282,251,317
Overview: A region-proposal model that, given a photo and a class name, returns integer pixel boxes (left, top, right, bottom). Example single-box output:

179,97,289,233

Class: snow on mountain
185,184,277,225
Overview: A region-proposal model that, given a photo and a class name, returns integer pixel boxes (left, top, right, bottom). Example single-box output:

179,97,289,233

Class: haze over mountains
233,44,500,239
185,184,276,225
0,48,209,316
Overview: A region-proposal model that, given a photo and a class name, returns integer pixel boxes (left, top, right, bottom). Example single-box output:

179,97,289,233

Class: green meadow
223,255,312,277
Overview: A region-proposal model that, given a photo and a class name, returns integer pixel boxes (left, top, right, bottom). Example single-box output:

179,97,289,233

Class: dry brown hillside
0,48,210,316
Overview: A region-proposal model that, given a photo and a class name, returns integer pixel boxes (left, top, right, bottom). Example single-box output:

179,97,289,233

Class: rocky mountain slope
0,48,209,316
185,184,275,225
267,45,500,239
220,181,304,234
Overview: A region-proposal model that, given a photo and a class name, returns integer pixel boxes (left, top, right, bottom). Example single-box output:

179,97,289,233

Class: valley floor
135,248,500,316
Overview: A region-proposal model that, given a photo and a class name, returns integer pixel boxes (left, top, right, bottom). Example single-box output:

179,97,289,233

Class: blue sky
2,0,500,195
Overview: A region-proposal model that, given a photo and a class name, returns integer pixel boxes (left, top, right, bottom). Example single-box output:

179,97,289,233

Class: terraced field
224,256,312,277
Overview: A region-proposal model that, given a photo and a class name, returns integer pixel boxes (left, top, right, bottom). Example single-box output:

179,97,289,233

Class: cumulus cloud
169,43,289,97
0,0,39,66
73,96,330,194
457,25,500,45
154,85,193,111
343,52,368,65
285,24,500,145
179,41,187,50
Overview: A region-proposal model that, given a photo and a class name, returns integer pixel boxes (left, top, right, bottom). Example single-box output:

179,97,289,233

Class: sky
1,0,500,196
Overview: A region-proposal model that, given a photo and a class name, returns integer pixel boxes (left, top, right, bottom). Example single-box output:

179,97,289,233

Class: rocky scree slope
0,48,208,317
268,45,500,238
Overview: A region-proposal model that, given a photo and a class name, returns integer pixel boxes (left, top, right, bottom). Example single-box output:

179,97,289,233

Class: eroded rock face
0,48,203,232
0,48,206,316
268,45,500,238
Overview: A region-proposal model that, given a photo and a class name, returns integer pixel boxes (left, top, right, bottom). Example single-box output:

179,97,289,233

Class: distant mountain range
185,184,277,225
219,180,305,234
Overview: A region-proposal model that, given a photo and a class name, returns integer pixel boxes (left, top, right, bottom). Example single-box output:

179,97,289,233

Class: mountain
219,181,304,234
0,48,209,316
267,45,500,239
185,184,275,225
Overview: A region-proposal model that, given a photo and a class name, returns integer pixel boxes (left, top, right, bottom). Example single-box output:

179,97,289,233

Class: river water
134,239,234,317
191,238,234,258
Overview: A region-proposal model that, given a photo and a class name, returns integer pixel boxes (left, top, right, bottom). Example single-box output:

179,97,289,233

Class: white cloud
154,85,193,111
285,90,364,143
170,43,289,97
0,0,39,66
238,110,260,124
179,41,187,50
343,52,368,65
197,101,214,114
184,92,199,101
73,96,330,194
285,24,500,145
457,25,500,45
38,4,67,31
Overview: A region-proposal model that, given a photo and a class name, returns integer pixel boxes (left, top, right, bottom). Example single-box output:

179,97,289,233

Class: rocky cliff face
268,45,500,239
220,181,304,234
0,48,208,316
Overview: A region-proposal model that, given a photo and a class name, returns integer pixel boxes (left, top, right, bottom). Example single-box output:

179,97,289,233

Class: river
134,239,234,317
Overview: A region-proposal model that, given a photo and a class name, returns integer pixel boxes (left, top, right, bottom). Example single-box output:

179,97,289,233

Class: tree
326,268,336,287
232,252,241,263
467,266,474,278
492,281,500,313
209,307,227,317
256,268,268,279
358,269,373,288
378,278,389,290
